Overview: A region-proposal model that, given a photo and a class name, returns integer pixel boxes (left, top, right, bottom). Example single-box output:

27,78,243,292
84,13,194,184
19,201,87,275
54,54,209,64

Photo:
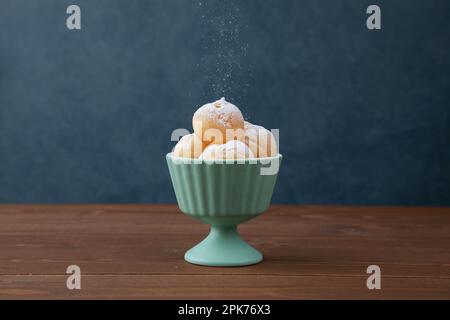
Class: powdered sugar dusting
204,97,239,128
197,1,250,101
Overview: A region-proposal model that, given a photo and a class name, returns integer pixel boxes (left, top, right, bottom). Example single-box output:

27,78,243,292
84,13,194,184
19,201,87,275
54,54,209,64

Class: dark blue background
0,0,449,204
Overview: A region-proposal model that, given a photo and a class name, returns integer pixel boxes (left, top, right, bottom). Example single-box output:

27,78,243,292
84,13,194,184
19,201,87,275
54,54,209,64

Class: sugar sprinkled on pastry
193,98,244,145
200,140,254,160
198,144,220,161
217,140,254,159
244,122,278,158
173,134,204,158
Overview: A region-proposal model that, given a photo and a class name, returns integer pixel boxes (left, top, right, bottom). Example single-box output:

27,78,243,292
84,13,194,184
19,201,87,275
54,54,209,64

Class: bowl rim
166,152,282,165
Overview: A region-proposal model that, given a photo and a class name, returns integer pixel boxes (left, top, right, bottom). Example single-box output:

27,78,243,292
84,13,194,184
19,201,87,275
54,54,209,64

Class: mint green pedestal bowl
166,153,282,267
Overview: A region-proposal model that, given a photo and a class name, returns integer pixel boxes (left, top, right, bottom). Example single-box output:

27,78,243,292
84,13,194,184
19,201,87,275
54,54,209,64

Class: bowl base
184,225,262,267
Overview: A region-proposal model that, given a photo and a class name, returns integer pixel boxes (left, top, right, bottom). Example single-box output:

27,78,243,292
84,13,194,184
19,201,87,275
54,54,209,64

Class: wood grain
0,205,449,299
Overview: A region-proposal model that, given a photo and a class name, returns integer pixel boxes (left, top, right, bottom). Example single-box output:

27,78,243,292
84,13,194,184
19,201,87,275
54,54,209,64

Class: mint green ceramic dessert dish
166,153,282,267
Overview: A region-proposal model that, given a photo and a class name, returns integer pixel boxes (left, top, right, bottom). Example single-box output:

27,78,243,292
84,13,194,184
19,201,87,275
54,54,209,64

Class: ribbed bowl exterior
166,154,281,224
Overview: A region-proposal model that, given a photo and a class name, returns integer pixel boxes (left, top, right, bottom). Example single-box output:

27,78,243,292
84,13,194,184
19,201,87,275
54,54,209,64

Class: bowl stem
184,225,263,267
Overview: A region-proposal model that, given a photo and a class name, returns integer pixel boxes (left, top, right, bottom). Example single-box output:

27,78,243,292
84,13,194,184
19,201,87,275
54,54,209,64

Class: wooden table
0,205,449,299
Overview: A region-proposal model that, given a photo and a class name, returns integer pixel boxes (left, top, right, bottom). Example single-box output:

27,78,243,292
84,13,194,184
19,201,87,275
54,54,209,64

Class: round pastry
198,143,220,161
217,140,254,160
193,97,245,145
200,140,254,161
173,134,204,158
244,122,278,158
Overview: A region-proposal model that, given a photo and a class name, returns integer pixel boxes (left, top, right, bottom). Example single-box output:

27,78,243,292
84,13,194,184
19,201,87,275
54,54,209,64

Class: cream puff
173,133,204,158
193,97,245,145
244,122,278,158
200,140,254,160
